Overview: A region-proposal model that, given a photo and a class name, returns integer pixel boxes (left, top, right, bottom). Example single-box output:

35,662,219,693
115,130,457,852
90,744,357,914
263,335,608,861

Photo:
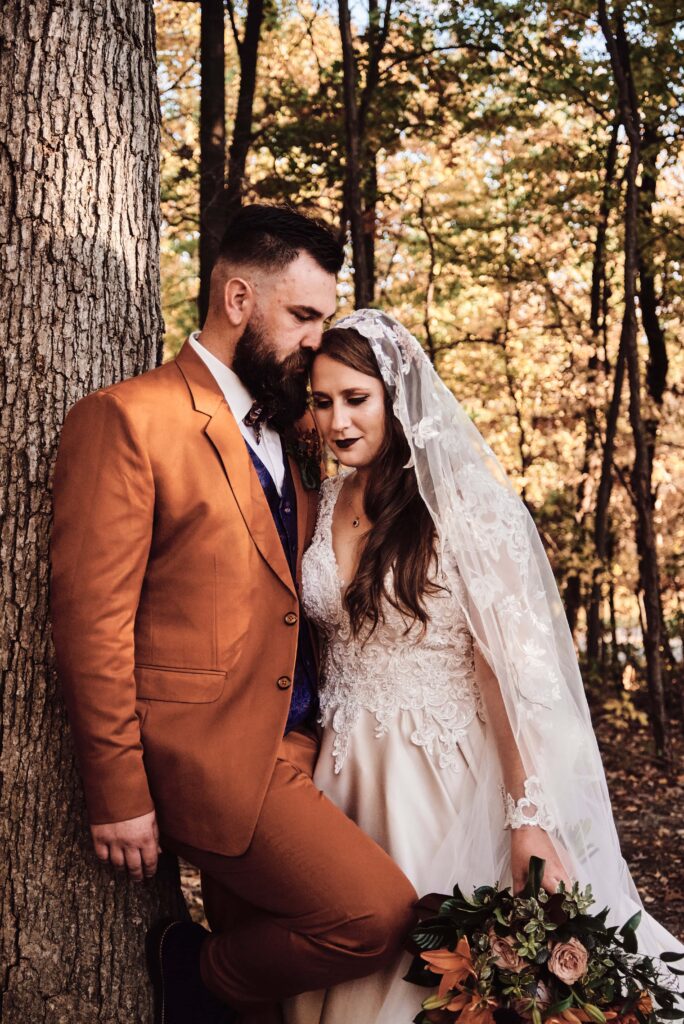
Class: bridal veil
330,309,682,1021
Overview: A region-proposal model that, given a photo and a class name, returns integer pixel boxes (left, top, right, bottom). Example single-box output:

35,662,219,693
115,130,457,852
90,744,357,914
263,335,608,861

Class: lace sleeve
469,608,555,832
439,547,551,830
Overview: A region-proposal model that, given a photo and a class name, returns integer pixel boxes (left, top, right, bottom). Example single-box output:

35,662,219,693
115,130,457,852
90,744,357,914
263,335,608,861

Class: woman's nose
330,402,351,432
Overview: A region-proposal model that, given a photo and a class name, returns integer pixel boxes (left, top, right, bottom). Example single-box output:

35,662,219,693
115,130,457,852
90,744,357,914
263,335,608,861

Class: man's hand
510,825,572,895
91,810,162,882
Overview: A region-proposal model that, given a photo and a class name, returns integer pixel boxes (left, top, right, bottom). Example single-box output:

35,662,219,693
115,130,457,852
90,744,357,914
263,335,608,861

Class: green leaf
619,911,642,936
423,993,452,1010
494,907,510,926
522,857,546,899
583,1004,607,1024
473,885,497,902
403,956,441,988
546,996,574,1016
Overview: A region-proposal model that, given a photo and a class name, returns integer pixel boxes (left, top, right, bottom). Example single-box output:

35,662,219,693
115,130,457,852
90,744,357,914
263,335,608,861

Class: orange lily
421,937,478,998
546,1011,618,1024
458,990,498,1024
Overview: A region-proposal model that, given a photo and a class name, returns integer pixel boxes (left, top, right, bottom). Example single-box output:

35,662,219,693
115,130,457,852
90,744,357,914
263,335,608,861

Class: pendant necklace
346,488,364,528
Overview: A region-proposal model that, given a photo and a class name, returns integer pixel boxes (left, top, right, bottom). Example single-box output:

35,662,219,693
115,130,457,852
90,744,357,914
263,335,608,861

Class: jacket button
277,676,292,690
284,612,298,626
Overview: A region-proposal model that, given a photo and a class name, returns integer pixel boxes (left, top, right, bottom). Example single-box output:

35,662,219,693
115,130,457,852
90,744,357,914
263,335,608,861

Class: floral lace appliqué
302,474,484,773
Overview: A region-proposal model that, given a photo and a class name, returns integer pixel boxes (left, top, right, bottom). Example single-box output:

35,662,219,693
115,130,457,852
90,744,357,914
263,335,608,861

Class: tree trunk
0,4,186,1022
361,151,378,301
597,5,669,760
419,195,438,365
225,0,266,223
355,0,392,306
587,334,626,666
638,123,668,407
339,0,373,306
571,116,619,648
199,0,227,325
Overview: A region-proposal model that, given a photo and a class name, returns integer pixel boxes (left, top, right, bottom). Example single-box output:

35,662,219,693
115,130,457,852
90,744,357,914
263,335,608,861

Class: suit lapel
289,455,309,586
176,341,297,599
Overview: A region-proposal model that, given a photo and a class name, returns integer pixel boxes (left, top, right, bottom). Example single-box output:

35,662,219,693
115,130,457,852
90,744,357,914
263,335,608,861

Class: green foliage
407,858,684,1024
154,0,684,690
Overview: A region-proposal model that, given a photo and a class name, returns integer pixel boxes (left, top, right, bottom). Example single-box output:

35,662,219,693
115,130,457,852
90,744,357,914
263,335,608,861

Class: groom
50,205,417,1023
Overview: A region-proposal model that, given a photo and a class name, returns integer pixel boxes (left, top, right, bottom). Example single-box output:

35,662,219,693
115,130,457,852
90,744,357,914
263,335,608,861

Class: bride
284,309,682,1024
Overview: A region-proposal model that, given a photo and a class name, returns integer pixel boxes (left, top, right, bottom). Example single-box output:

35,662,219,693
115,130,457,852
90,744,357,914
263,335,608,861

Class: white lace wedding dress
283,471,492,1024
284,308,683,1023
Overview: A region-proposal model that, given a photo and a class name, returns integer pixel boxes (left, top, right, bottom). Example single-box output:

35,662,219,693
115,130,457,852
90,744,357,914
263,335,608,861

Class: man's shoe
146,918,237,1024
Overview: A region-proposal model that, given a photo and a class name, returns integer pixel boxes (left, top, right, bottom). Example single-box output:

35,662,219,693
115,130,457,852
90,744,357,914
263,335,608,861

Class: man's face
232,252,338,429
253,251,338,361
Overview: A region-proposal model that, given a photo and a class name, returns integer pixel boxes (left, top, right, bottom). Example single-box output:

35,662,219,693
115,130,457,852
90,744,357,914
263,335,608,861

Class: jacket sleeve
50,390,155,824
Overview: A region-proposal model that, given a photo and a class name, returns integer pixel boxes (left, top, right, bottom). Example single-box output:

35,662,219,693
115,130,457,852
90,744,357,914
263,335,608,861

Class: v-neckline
326,471,357,592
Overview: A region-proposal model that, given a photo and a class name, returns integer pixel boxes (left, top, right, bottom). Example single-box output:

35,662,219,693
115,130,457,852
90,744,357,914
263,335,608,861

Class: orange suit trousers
162,730,418,1011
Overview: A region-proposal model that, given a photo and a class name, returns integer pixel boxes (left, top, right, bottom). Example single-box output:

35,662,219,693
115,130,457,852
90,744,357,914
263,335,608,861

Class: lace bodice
302,473,484,773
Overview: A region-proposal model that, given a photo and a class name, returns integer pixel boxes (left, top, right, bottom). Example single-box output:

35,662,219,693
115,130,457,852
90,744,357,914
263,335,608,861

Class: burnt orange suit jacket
50,341,319,855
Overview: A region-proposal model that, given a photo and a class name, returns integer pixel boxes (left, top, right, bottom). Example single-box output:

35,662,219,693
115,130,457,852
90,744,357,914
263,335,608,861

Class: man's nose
300,323,324,350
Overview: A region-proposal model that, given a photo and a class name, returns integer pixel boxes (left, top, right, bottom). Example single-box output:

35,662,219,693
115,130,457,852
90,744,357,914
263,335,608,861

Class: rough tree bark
597,4,669,760
0,4,186,1022
199,0,227,325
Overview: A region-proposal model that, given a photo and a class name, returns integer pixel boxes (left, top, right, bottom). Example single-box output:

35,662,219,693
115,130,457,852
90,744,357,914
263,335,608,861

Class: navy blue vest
244,440,318,733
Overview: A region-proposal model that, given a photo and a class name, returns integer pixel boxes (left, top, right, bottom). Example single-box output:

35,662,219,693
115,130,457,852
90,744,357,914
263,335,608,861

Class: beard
232,312,312,432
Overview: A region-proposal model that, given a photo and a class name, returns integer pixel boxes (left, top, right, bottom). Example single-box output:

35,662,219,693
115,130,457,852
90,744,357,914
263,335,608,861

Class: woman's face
311,353,387,469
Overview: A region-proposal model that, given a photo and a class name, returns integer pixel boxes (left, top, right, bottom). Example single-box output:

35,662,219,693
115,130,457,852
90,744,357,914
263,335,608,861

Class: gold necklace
344,485,365,528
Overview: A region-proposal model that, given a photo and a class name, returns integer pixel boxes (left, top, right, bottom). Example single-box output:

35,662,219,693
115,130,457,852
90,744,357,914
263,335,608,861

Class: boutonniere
284,427,322,491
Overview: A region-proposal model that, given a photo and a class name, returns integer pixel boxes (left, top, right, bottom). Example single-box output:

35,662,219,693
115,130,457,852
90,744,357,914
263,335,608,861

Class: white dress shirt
189,332,285,493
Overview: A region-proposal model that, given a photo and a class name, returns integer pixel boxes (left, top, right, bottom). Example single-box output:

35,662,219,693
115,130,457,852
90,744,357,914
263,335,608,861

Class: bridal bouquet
404,858,683,1024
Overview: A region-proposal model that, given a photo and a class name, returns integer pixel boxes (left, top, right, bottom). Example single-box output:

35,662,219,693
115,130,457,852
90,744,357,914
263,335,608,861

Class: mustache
281,348,313,377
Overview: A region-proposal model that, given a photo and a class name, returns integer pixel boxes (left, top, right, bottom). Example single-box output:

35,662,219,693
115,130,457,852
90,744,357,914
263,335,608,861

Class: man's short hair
217,204,344,276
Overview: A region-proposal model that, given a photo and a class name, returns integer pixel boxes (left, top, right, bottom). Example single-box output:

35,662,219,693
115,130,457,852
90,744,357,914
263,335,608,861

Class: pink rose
548,937,589,985
488,928,526,973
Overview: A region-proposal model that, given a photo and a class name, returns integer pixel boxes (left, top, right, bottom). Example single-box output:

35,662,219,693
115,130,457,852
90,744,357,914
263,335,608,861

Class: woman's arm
473,644,572,894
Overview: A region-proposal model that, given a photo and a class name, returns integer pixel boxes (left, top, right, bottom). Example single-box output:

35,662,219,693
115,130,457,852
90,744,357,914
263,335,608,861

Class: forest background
155,0,684,931
1,1,683,1020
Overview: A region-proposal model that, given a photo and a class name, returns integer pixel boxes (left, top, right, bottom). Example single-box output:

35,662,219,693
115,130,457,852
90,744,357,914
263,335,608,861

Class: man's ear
223,276,253,326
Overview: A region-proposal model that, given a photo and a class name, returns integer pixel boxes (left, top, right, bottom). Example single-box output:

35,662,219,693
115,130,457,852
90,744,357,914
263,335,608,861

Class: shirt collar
188,332,254,422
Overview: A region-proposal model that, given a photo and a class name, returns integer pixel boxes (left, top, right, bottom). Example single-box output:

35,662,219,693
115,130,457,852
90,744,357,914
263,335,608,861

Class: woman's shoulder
319,468,352,499
314,469,349,528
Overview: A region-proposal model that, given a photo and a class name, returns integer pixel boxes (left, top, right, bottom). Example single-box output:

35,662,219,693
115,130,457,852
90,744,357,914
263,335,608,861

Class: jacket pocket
134,664,226,703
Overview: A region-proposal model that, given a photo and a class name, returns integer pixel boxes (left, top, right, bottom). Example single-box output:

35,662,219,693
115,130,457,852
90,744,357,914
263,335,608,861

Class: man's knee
334,870,418,968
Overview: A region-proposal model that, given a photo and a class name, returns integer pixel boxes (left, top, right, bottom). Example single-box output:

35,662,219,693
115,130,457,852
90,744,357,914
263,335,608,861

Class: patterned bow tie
243,401,271,443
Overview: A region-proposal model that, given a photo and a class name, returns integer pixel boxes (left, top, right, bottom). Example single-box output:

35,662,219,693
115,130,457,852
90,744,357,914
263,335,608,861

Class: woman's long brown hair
316,327,441,639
